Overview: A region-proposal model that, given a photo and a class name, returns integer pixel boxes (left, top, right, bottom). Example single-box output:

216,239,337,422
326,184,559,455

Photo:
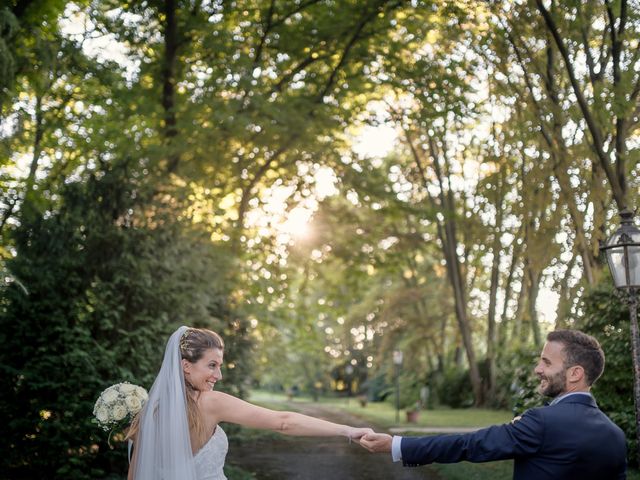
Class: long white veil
131,326,197,480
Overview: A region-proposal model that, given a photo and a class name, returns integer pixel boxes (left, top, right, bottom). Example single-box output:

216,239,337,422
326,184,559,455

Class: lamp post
345,364,354,404
600,208,640,464
393,350,403,423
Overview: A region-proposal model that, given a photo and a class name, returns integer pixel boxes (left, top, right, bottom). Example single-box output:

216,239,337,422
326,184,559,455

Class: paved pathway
226,401,442,479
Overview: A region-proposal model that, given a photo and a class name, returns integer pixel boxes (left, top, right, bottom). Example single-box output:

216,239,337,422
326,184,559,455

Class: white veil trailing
131,326,198,480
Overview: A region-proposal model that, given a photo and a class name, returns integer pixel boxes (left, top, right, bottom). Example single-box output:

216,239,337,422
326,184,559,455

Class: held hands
359,432,393,453
344,427,393,454
346,426,375,443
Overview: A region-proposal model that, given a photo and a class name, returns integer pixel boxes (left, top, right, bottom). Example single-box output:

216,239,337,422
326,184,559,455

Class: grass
327,399,512,429
431,461,513,480
249,390,513,429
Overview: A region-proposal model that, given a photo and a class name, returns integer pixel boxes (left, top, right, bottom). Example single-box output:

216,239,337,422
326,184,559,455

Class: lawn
249,390,513,429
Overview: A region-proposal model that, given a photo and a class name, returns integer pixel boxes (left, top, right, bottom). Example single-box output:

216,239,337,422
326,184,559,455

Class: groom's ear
567,365,585,384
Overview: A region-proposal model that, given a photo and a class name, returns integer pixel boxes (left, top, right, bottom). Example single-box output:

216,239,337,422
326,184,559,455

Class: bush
0,168,250,478
435,367,474,408
494,347,543,415
579,282,636,467
379,371,429,410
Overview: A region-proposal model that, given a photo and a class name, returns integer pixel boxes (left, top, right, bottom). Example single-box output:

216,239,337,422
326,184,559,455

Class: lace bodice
194,425,228,480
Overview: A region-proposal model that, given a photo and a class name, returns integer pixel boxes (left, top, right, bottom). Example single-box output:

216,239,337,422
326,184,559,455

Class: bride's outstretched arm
202,391,372,439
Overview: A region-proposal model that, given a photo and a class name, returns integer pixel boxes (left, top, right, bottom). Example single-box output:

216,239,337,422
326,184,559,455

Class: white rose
95,406,109,424
101,387,119,403
119,383,136,394
134,387,148,401
125,395,142,413
112,404,127,421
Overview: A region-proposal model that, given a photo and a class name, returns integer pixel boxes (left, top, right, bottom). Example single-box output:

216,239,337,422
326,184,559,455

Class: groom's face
534,341,568,398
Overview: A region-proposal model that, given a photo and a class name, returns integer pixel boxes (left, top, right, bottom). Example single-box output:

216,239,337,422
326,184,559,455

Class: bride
126,326,372,480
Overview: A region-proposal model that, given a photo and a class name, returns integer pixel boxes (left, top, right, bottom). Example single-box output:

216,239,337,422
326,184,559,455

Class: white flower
112,404,127,421
101,388,119,403
95,406,109,424
134,386,148,400
119,383,137,394
93,382,148,430
125,395,142,413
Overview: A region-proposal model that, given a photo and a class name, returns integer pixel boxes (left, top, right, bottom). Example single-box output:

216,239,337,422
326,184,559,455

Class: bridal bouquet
93,382,148,431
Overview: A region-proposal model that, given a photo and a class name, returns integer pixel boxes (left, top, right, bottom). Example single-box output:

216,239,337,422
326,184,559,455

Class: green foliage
496,347,544,415
379,370,427,410
431,350,543,412
432,460,513,480
426,346,544,413
0,165,247,478
0,7,18,93
578,282,637,466
433,367,475,409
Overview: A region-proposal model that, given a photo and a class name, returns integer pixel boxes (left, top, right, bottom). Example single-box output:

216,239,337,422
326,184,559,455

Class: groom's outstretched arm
361,408,545,466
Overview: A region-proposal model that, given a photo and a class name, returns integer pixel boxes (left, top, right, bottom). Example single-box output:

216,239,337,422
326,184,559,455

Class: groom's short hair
547,329,605,386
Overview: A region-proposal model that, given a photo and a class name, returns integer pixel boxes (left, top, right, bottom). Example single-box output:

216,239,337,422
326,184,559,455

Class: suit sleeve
401,408,545,467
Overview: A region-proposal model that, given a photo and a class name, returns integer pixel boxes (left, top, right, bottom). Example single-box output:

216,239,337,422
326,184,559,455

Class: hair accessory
180,329,192,353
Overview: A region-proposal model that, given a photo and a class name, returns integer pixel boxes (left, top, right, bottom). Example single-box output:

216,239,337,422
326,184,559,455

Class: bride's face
183,348,224,392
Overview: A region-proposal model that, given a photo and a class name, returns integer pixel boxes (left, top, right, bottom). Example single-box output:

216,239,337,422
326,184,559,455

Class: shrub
578,282,636,466
0,168,249,478
435,367,474,408
494,346,542,415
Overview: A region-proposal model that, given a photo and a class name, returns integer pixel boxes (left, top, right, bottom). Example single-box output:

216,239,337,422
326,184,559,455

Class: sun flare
278,207,313,240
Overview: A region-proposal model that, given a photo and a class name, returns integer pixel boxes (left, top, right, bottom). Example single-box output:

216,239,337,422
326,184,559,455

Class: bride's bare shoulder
199,390,238,411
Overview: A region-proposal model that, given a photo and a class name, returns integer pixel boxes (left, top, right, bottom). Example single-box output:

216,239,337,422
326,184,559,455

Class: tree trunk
513,265,528,343
528,268,542,347
25,94,43,192
162,0,180,174
430,138,483,406
486,170,505,403
403,129,484,405
554,253,577,328
498,239,521,348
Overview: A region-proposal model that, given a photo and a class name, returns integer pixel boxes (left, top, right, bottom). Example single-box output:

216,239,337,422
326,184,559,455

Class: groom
360,329,627,480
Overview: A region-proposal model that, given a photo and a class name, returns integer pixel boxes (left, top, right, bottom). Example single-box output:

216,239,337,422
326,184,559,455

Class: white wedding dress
194,425,229,480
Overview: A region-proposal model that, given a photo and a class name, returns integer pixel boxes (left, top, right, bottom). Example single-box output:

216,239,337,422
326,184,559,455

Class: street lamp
345,364,354,403
393,350,403,423
600,208,640,464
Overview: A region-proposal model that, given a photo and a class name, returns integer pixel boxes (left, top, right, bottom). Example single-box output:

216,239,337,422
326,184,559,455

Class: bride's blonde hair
126,328,225,445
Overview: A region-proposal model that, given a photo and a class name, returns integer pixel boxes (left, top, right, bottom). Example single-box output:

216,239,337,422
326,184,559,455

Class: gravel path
225,401,441,480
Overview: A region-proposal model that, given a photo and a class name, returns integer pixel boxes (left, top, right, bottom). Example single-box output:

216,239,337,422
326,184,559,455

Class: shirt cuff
391,435,403,462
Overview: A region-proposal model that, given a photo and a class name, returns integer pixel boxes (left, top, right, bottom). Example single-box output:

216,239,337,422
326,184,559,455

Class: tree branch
536,0,627,209
317,1,397,101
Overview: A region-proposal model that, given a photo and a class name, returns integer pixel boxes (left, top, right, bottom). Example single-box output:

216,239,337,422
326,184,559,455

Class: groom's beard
538,369,567,398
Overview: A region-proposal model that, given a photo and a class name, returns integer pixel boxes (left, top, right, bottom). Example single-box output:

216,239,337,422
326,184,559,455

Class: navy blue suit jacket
401,394,627,480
